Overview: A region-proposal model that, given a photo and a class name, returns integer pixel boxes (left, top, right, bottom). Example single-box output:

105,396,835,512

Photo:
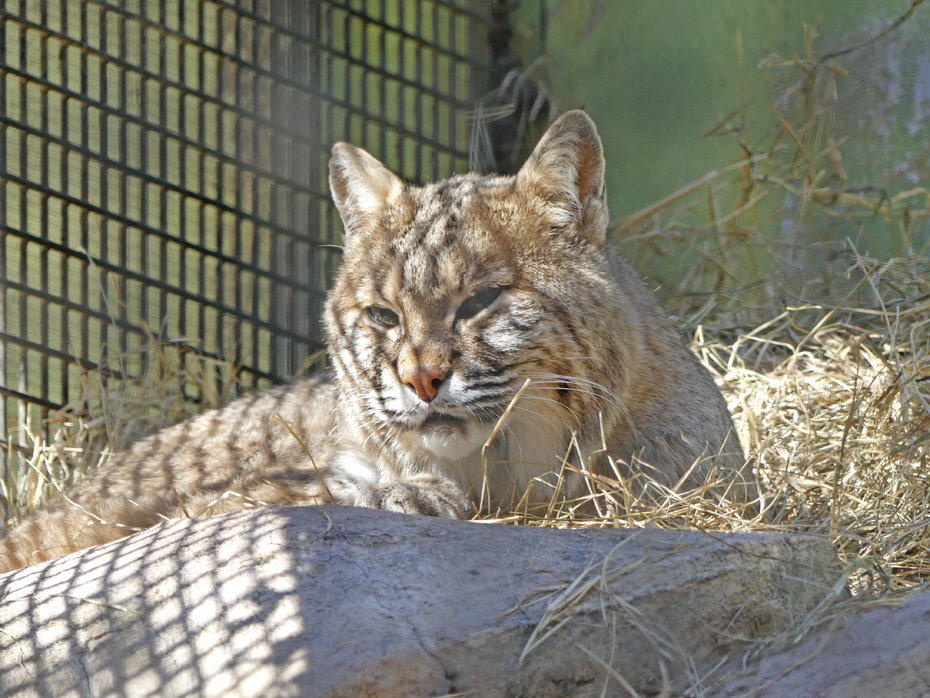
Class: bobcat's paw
355,475,468,519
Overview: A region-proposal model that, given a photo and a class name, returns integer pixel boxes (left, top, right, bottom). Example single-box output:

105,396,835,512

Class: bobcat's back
0,374,347,571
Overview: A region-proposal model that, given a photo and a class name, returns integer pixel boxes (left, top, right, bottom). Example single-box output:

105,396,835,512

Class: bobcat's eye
367,306,400,327
456,287,503,322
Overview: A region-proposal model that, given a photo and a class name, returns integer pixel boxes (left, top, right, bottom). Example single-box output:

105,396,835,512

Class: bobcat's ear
517,110,608,246
329,143,404,236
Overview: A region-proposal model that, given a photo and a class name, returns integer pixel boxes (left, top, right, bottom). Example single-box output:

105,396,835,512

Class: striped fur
0,111,757,573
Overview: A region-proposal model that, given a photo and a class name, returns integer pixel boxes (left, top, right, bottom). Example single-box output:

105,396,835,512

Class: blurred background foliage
506,0,929,290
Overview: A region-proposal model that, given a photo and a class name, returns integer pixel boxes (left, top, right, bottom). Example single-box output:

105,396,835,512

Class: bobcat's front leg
355,473,468,519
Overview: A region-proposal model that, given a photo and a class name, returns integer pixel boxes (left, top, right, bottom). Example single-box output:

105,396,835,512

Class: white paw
355,476,468,519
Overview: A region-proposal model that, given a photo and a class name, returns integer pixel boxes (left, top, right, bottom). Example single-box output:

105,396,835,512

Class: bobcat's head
324,111,627,470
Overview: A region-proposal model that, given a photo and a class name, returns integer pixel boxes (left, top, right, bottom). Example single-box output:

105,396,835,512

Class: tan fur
0,112,757,573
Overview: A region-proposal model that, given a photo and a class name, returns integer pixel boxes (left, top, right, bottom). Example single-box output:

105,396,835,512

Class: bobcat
0,111,757,573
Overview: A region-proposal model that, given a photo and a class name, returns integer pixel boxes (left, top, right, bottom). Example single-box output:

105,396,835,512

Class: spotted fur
0,111,756,573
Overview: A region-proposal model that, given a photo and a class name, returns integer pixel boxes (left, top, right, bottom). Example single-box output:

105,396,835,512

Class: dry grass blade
470,378,532,515
272,412,336,505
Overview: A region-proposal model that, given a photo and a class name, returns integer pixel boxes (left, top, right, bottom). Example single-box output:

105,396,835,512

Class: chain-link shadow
0,505,324,697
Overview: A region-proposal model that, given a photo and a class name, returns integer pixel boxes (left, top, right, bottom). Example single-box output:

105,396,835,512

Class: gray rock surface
712,590,930,698
0,505,839,698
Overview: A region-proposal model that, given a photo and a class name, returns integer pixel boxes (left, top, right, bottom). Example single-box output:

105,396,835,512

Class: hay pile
630,254,927,595
717,258,929,591
594,34,930,593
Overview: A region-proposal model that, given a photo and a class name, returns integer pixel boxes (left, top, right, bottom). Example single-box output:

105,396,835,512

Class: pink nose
401,365,446,402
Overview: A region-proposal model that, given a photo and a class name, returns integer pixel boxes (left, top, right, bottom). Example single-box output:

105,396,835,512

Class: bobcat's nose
401,364,446,403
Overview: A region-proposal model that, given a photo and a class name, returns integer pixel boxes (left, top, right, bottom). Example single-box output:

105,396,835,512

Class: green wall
511,1,929,267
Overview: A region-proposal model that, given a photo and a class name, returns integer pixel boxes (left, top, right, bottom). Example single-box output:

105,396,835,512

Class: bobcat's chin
410,417,494,461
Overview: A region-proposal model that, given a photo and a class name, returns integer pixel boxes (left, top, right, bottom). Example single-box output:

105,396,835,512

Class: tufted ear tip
548,109,601,142
516,110,608,246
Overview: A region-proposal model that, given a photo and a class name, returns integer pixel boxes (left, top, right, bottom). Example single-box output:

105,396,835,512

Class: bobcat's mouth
422,413,467,427
385,408,468,432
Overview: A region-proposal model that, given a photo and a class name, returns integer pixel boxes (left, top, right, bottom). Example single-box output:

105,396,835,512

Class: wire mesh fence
0,0,499,493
